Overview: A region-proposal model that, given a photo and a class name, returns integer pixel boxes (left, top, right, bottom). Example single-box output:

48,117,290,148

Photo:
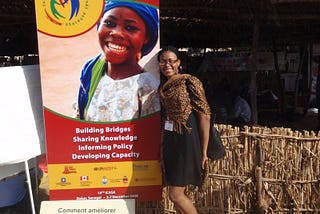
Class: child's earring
136,52,142,61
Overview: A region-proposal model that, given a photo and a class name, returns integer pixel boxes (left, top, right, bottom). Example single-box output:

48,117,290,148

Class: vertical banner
34,0,161,201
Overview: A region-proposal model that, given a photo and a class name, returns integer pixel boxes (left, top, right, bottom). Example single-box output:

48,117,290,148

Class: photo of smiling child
74,0,160,122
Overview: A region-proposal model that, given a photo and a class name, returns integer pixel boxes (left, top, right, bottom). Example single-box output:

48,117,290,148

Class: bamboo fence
136,125,320,213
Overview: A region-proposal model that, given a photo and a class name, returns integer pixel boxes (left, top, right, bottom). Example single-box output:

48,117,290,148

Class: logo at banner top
35,0,104,37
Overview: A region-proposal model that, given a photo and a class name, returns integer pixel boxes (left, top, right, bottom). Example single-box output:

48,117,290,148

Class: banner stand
25,159,37,214
35,1,162,202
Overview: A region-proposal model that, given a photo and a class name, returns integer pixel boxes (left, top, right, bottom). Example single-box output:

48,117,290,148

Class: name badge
164,120,173,131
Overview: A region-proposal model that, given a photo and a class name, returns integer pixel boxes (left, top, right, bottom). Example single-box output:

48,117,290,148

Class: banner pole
24,160,36,214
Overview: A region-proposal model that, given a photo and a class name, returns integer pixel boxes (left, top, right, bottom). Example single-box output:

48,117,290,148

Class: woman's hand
201,155,208,170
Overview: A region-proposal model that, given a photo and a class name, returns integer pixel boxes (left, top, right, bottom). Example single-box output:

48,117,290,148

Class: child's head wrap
103,0,159,57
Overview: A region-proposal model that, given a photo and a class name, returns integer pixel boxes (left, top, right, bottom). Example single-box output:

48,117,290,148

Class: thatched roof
0,0,38,55
1,0,320,55
160,0,320,48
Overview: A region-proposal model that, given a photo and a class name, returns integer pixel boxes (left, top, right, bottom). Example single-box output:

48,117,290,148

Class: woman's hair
157,45,181,62
157,45,183,86
103,0,159,57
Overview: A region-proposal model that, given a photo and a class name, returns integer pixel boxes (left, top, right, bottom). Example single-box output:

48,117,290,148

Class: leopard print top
158,74,211,134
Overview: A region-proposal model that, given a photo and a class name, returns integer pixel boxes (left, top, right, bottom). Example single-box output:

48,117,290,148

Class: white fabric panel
0,65,45,167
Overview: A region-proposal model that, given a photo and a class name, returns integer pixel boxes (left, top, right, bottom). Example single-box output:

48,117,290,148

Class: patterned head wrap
103,0,159,56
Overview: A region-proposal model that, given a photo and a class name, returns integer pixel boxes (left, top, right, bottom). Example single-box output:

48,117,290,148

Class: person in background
74,0,160,122
0,167,42,214
0,173,30,214
158,46,211,214
228,89,251,126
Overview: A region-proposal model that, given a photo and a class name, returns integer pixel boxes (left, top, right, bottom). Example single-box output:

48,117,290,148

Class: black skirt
162,112,202,187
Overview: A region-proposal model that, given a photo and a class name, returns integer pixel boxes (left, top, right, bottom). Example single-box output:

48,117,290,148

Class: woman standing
158,46,211,213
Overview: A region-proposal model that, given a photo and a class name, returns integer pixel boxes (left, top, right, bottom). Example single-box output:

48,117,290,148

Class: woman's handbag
184,78,226,160
207,123,226,160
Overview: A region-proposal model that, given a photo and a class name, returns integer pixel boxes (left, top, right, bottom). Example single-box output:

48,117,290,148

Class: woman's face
98,7,149,64
159,51,180,78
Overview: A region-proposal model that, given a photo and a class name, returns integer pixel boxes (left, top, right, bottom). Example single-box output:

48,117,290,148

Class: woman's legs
168,186,197,214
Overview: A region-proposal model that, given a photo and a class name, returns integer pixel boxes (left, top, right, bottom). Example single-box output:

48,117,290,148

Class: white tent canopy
0,64,45,168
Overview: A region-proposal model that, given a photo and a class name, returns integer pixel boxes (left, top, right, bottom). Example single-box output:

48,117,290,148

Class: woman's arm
195,111,211,169
186,75,211,169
